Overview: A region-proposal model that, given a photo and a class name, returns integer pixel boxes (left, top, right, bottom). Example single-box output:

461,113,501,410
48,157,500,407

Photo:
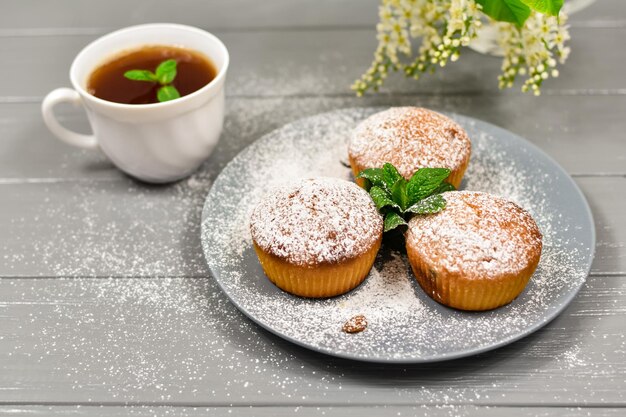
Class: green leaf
520,0,563,16
476,0,531,27
124,70,157,82
382,163,402,191
391,178,409,212
356,168,386,190
383,211,407,233
369,186,399,211
406,194,447,215
156,59,178,85
433,182,456,194
157,85,181,102
406,168,451,206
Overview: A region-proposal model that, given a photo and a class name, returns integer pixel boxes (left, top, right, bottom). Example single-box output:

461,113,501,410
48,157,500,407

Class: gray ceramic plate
201,108,595,363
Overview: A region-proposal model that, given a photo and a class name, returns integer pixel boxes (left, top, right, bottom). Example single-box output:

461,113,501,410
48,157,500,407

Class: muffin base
253,238,381,298
406,243,540,311
349,154,469,190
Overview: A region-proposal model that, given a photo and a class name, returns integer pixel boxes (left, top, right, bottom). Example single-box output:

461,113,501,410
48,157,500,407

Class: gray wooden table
1,1,625,415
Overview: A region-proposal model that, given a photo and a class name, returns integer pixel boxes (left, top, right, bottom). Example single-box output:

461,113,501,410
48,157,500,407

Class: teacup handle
42,88,98,150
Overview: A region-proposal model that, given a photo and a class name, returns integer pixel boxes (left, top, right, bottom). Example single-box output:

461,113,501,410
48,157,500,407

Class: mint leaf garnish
370,186,400,211
155,59,177,84
157,85,181,102
356,167,386,191
123,70,157,82
406,167,451,206
382,163,402,191
433,182,456,194
124,59,180,103
358,162,453,237
406,194,447,214
391,177,409,212
384,211,407,233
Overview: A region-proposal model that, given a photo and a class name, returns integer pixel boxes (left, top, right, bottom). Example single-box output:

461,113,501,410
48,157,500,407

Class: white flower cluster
352,0,570,96
497,12,571,95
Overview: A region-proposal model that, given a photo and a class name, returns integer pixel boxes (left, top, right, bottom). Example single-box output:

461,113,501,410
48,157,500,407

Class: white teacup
42,23,229,183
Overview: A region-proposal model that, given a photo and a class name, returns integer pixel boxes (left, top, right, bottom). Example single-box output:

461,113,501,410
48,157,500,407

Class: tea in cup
42,23,229,183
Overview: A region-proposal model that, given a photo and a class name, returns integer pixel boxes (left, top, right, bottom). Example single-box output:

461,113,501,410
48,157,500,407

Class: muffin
250,177,383,298
405,191,542,311
348,107,471,188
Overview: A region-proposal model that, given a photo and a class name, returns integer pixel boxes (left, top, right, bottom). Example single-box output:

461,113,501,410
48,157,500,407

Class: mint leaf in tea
156,85,181,102
123,59,180,102
87,45,216,104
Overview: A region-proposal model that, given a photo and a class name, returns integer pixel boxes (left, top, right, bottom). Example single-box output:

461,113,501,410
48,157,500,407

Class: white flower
496,10,569,93
352,0,569,95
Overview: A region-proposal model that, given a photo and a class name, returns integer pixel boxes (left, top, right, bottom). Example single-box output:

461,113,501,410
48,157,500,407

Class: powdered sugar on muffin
348,107,471,186
250,178,383,266
406,190,542,278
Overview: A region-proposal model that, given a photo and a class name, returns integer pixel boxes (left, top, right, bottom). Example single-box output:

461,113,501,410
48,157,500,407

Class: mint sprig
357,163,454,233
124,59,181,103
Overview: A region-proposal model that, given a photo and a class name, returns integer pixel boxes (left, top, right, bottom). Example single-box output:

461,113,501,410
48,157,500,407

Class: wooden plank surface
1,405,625,417
0,175,623,277
1,27,625,100
0,0,622,32
1,0,625,415
0,274,625,405
2,94,625,179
